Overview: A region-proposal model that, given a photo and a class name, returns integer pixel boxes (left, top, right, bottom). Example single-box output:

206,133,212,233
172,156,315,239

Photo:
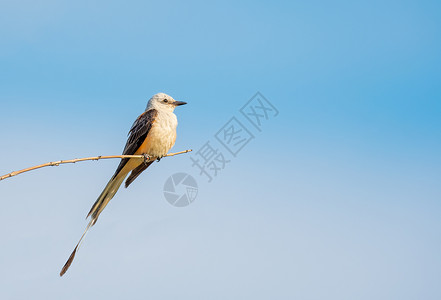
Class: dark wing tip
124,161,153,188
60,247,78,277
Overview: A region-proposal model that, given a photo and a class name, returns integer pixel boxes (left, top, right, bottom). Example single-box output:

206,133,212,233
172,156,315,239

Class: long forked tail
60,219,94,276
60,172,127,276
87,173,127,224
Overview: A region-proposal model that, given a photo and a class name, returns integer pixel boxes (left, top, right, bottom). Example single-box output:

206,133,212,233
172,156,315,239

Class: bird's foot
143,154,152,165
157,156,163,162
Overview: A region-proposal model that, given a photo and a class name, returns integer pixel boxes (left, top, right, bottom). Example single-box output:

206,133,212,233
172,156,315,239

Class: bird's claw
156,156,162,162
143,154,151,165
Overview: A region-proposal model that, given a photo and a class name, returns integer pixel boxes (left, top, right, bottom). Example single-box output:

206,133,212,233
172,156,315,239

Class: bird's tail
60,219,94,276
86,173,127,224
60,170,127,276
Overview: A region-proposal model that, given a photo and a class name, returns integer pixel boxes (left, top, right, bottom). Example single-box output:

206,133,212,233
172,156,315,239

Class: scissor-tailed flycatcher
60,93,187,276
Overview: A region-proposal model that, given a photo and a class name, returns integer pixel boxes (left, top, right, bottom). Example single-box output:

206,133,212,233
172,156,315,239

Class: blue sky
0,0,440,299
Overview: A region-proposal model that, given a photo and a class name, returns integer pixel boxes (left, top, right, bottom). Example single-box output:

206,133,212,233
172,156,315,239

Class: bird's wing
86,108,158,220
111,108,158,179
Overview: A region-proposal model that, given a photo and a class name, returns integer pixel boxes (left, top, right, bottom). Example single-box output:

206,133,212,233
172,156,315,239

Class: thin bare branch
0,149,192,181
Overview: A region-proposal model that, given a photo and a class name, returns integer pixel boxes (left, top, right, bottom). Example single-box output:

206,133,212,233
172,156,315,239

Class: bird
60,92,187,276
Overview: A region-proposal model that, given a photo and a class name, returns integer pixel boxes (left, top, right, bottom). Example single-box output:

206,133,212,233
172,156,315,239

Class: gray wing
111,109,158,179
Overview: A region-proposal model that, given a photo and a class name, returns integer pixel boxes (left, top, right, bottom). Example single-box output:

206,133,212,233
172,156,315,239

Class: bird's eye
163,99,168,103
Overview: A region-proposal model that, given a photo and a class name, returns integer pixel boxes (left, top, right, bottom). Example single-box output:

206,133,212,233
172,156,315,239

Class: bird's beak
174,101,187,106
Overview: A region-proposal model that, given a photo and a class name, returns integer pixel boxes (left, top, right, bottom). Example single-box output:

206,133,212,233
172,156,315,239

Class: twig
0,149,192,181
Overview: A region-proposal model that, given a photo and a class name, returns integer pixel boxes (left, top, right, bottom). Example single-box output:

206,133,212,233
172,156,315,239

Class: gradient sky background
1,0,440,299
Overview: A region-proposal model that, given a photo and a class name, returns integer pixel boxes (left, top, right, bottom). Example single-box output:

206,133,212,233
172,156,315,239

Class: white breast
143,111,178,157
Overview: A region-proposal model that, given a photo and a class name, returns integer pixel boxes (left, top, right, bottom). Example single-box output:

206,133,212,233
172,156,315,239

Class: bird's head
146,93,187,112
